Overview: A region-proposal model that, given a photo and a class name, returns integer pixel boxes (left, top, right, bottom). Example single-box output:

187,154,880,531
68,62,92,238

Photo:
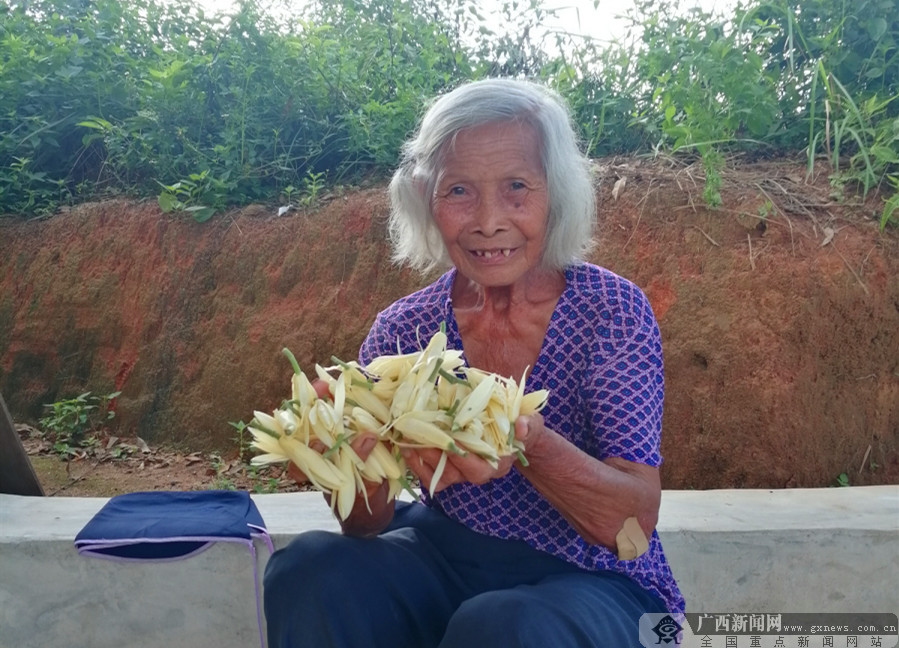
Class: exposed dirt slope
2,156,897,489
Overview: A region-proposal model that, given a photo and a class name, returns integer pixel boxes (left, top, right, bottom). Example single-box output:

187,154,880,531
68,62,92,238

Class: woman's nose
473,191,508,236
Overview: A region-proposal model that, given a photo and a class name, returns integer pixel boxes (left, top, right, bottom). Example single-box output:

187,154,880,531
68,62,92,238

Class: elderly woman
263,78,684,647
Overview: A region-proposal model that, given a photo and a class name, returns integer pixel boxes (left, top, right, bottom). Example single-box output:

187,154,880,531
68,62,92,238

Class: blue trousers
263,502,665,648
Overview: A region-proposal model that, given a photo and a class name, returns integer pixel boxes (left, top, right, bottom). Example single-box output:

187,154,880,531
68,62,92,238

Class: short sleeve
582,284,664,466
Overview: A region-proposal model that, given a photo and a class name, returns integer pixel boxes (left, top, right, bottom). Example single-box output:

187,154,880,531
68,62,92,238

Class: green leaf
157,192,178,213
867,17,887,42
870,145,899,164
76,118,112,131
881,192,899,231
55,65,83,79
186,205,216,222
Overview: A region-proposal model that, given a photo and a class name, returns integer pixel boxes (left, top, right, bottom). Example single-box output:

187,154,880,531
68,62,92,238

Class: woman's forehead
439,121,542,169
449,119,539,147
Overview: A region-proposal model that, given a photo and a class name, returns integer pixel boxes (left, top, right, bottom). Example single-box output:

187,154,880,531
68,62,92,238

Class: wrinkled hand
286,377,379,487
285,424,391,537
400,412,541,493
285,378,393,537
513,411,545,451
286,431,380,486
401,445,515,493
403,411,548,493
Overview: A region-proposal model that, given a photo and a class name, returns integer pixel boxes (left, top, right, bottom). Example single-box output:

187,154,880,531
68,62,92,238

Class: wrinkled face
431,121,549,289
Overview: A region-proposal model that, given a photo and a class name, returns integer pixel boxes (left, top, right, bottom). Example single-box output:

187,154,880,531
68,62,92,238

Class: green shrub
39,390,120,452
1,0,895,219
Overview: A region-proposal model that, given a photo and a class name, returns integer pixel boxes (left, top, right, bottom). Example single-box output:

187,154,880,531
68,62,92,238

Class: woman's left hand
401,412,546,493
512,411,546,450
401,445,515,493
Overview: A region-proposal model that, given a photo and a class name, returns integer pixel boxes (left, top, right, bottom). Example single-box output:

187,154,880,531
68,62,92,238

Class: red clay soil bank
2,157,897,489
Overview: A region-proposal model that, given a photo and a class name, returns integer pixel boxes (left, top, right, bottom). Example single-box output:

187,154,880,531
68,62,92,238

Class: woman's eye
450,186,466,195
510,181,526,191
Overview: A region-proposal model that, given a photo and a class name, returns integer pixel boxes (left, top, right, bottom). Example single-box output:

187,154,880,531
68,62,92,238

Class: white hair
387,78,596,273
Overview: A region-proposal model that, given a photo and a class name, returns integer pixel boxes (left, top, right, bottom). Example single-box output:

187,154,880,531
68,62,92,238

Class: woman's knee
264,530,340,591
264,528,458,648
263,529,380,619
439,574,654,648
440,589,555,648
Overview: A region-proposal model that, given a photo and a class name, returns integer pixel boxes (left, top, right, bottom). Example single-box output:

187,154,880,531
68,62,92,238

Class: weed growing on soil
229,419,252,463
247,466,281,494
39,391,120,457
300,169,326,209
209,453,237,490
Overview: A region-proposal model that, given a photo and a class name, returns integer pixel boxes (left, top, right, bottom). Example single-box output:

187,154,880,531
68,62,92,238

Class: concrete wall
1,487,896,648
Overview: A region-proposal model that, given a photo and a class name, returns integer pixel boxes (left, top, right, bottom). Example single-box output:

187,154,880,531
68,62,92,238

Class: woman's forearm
516,417,660,551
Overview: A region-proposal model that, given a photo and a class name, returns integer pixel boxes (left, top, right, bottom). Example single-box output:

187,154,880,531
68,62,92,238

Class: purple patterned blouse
359,263,685,613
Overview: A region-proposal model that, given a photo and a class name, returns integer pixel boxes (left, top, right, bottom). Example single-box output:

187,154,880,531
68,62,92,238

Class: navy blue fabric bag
75,490,273,647
74,490,271,559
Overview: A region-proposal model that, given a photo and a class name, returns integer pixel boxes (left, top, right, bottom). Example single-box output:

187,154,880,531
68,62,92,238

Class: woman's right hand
286,379,396,537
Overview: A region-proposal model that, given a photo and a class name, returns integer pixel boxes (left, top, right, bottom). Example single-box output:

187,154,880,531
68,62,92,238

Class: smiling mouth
472,248,513,258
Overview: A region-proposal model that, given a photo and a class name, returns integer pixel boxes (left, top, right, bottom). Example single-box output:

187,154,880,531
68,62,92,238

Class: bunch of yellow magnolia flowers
247,328,548,521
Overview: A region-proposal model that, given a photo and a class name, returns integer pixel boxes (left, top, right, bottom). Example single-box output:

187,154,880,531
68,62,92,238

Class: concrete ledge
1,487,896,648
